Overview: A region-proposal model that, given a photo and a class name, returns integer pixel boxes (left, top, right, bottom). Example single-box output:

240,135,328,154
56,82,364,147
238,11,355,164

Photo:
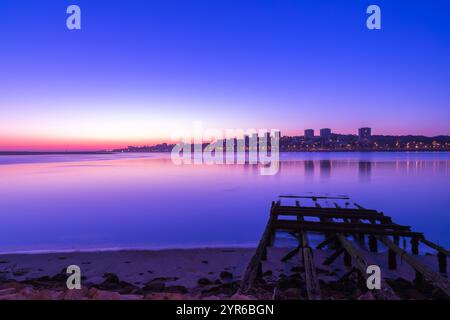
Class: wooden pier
240,196,450,300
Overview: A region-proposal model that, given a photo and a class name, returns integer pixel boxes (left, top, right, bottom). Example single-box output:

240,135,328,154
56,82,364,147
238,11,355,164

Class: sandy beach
0,247,446,300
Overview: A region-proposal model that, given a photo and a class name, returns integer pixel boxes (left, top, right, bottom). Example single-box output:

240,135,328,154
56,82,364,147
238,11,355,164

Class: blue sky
0,0,449,150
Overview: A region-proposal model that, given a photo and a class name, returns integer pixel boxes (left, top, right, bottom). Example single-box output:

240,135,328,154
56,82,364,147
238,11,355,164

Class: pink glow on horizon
0,137,167,152
0,126,447,151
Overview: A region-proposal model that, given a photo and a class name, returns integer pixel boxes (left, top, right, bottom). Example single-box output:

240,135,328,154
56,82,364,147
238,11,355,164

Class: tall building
358,127,372,141
320,128,332,138
304,129,314,139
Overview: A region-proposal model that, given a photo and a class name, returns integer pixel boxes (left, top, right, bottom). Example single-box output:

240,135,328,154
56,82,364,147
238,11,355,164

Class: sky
0,0,449,151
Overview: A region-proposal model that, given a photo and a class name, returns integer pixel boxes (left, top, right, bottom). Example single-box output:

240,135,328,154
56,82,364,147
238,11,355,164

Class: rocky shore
0,248,446,300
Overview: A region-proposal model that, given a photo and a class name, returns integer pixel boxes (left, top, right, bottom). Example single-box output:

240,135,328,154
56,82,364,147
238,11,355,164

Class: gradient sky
0,0,449,150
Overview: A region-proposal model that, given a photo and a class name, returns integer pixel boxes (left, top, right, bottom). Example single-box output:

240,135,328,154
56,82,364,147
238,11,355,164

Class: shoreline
0,244,259,256
1,247,446,300
1,150,449,156
0,151,113,156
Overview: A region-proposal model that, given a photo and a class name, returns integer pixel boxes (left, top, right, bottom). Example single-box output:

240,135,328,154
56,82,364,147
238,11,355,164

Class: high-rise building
358,127,372,141
320,128,332,138
304,129,314,139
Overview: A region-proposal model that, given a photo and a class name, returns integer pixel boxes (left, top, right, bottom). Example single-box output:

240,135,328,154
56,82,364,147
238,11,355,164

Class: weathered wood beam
279,195,349,200
337,234,400,300
368,235,378,253
273,210,388,223
420,238,450,257
388,249,397,270
300,231,322,300
438,252,447,274
377,236,450,298
354,203,365,210
273,220,423,237
323,248,345,266
240,214,275,293
274,206,380,215
316,235,337,249
281,245,301,262
411,238,420,255
274,219,411,231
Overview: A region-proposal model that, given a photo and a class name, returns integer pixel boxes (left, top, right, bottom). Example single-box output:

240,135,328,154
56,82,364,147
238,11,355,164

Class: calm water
0,152,449,252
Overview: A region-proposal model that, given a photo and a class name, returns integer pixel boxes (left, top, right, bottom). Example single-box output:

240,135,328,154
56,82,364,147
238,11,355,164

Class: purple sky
0,0,449,150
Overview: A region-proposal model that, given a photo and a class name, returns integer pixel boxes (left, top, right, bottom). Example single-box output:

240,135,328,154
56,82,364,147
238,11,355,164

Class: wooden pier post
438,252,447,274
419,238,449,274
411,238,419,255
300,231,322,300
388,249,397,270
240,212,276,293
344,250,352,267
369,235,378,253
414,271,424,287
393,235,400,246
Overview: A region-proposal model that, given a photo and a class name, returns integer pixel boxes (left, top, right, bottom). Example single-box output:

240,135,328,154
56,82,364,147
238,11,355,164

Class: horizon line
1,132,449,153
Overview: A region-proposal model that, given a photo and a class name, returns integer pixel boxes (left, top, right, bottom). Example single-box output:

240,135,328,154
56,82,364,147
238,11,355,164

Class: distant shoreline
0,151,113,156
0,150,449,156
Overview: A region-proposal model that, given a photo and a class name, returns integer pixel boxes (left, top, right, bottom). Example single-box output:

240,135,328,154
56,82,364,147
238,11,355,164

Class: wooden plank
279,195,349,200
354,203,365,210
438,253,447,274
420,238,450,257
316,235,337,249
274,206,380,215
295,203,321,300
280,201,303,262
240,214,275,293
314,202,335,248
377,236,450,297
323,248,345,266
273,220,423,238
411,238,420,255
273,210,389,222
300,231,322,300
281,245,301,262
337,234,400,300
274,219,411,231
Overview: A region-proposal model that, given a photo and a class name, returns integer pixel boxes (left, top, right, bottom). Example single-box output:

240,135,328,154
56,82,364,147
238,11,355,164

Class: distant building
358,127,372,141
304,129,314,139
320,128,332,138
271,130,281,140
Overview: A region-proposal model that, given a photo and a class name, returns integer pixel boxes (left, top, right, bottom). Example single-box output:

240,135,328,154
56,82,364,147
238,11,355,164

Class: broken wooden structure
240,195,450,300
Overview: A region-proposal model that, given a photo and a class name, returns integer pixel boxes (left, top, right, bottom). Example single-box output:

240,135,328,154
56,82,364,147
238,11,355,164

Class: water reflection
0,153,448,251
319,160,331,179
305,160,314,179
358,161,372,182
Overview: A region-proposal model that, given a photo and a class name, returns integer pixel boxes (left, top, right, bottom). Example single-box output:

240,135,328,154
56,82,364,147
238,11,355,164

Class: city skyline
114,126,450,153
1,0,450,151
2,125,450,152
